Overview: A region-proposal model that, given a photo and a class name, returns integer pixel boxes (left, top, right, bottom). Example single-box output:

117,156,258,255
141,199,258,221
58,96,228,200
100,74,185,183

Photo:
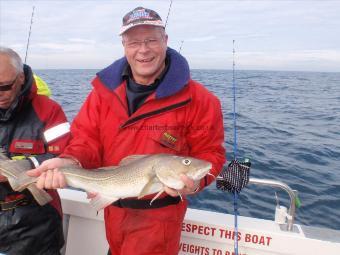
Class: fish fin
8,172,37,192
138,176,159,199
155,169,184,190
27,185,52,205
89,194,117,211
119,155,148,166
6,177,20,190
96,165,120,171
150,189,164,205
177,190,183,201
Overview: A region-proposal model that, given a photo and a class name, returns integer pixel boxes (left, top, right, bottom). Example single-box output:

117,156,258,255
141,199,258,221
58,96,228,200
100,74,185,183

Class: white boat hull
59,189,340,255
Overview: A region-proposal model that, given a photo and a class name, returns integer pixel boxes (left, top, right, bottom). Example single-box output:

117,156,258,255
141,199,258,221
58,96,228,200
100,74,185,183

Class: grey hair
0,47,24,74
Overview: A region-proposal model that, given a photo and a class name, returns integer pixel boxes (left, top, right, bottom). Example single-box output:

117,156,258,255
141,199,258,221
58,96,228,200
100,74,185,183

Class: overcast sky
0,0,339,72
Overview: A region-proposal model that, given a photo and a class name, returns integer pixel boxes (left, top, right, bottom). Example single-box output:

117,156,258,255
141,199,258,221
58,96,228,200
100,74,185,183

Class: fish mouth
194,164,212,179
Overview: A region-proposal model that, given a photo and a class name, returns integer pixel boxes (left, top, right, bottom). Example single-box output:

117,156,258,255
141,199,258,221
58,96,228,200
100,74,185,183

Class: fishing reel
216,159,251,193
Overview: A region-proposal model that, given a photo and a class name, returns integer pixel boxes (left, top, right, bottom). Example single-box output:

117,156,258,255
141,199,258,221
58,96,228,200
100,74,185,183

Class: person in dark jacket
0,47,71,255
28,7,226,255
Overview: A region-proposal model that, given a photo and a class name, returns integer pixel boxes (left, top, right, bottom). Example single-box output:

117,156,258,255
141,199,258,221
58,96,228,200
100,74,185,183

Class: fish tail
8,172,37,192
27,185,52,205
7,176,51,206
0,152,50,205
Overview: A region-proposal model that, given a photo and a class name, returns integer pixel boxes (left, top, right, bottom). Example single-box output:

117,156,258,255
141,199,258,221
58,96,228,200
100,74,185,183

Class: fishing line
24,6,35,64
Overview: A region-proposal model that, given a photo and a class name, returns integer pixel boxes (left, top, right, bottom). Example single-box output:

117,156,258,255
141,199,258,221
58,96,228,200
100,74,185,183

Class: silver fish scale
1,154,211,208
60,155,162,198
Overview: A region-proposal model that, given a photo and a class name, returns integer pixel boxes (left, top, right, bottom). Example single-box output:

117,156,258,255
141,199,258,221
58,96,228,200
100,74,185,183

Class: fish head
155,154,212,189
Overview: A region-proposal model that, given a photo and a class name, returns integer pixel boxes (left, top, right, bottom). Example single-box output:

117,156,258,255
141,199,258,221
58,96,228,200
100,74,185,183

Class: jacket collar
96,47,190,99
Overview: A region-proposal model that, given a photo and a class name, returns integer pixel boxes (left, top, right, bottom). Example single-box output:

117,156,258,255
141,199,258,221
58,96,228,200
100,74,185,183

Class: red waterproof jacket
62,49,226,245
63,48,225,189
0,65,71,255
0,65,71,215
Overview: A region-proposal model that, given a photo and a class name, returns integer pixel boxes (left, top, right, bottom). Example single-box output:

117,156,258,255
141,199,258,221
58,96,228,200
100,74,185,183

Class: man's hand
0,174,7,183
27,158,71,177
26,158,77,189
35,169,67,189
86,192,98,199
164,174,200,197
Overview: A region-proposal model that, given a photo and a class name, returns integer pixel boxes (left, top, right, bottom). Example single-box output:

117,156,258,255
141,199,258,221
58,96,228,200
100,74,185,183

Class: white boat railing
59,179,340,255
248,178,297,231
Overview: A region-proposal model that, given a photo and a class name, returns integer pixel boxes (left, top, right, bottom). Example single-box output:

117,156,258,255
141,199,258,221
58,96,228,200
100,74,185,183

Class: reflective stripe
29,157,40,168
11,155,26,160
44,122,70,143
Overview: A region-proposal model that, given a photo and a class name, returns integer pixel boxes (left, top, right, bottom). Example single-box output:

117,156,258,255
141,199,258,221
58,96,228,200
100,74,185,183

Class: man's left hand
164,174,200,197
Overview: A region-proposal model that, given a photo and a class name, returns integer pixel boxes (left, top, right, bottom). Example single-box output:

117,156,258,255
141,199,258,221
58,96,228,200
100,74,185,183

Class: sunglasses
0,75,18,92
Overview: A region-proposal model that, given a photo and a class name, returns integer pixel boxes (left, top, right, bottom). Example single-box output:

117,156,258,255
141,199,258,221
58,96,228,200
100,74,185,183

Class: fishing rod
216,40,251,255
232,40,237,158
22,6,52,97
164,0,182,54
163,0,185,55
24,6,35,64
179,40,184,53
164,0,173,28
231,39,240,255
230,39,239,255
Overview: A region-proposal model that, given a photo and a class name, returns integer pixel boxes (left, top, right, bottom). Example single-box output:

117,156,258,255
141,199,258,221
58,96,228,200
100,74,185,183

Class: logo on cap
127,9,153,23
119,7,165,35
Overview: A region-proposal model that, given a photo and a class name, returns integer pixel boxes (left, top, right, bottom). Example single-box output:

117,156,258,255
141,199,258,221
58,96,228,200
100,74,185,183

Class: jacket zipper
120,98,191,129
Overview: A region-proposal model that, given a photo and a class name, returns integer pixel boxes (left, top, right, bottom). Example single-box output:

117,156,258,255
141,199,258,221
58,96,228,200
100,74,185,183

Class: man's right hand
26,158,77,189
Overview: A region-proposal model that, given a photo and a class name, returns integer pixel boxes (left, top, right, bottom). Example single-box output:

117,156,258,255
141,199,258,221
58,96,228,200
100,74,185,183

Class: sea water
35,69,340,231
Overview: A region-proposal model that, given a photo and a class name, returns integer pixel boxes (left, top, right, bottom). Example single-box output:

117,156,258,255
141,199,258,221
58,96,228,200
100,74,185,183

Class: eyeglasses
0,75,18,92
123,37,163,49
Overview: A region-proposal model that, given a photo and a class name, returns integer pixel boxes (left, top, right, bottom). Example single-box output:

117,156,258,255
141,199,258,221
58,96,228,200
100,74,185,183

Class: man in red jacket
0,47,71,255
28,7,226,255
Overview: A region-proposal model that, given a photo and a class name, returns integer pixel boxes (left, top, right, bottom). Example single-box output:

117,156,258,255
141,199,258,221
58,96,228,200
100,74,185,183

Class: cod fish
12,154,212,211
0,150,52,206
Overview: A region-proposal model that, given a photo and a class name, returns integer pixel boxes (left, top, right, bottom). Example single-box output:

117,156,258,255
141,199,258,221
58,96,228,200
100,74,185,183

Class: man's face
0,54,24,109
122,25,168,85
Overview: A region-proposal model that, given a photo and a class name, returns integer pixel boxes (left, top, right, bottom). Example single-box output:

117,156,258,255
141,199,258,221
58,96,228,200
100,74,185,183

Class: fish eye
182,159,191,166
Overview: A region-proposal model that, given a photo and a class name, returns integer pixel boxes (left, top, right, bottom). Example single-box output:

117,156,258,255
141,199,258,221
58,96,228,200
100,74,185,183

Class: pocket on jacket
149,129,188,154
9,139,45,155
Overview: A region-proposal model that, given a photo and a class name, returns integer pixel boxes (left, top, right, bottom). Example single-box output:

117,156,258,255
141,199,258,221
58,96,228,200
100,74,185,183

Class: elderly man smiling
28,6,226,255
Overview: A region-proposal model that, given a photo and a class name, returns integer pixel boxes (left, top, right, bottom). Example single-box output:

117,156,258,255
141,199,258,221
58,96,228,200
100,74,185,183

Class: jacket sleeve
186,87,226,191
60,89,103,169
30,97,71,167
